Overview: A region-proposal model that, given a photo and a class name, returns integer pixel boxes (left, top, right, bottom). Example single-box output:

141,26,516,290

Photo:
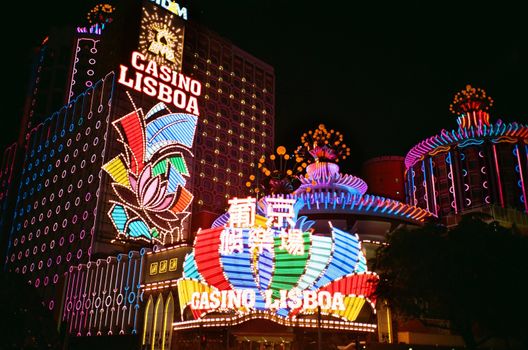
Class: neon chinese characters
177,196,379,322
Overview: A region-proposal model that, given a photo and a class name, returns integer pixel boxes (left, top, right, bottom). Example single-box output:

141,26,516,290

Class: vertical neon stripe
448,152,458,214
142,297,153,345
411,169,417,206
152,295,163,350
422,160,429,212
492,144,505,207
515,146,528,212
429,157,437,216
386,301,393,343
161,293,174,350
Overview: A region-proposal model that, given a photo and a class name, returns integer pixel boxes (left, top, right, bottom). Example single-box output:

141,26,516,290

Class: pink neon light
448,152,458,214
492,144,505,207
430,162,438,216
405,121,528,169
422,161,429,212
515,146,528,212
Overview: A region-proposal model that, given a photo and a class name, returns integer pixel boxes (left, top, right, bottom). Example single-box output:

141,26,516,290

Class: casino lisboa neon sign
177,196,379,322
103,51,202,245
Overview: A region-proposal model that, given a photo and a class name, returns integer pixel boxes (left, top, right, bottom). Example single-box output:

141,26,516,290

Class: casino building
2,1,525,349
2,0,274,317
116,126,432,349
404,85,528,228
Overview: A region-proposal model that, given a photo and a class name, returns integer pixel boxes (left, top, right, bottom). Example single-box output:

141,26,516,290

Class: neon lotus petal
103,103,197,245
109,204,127,232
125,218,151,239
145,113,198,162
134,165,176,211
113,110,146,175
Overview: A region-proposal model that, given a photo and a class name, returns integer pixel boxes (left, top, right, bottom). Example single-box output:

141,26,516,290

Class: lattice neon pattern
177,197,378,322
5,73,115,311
103,102,197,244
62,249,146,336
0,143,17,247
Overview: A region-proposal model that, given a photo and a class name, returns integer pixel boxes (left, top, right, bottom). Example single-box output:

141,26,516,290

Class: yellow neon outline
142,296,154,345
152,294,164,350
161,292,174,350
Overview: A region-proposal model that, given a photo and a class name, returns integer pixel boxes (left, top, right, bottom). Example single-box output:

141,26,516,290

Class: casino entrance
171,318,371,350
229,320,294,350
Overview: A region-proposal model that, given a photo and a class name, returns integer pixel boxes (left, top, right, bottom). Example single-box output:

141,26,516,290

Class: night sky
3,1,527,174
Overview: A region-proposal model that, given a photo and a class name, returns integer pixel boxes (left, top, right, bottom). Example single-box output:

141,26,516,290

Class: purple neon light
515,146,527,212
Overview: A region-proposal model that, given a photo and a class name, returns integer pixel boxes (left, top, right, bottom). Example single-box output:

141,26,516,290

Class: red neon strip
492,144,505,207
114,111,145,175
515,147,528,213
319,273,379,304
194,227,231,290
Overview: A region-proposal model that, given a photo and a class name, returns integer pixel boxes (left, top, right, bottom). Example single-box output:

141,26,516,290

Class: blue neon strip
295,235,332,291
220,229,266,309
167,163,186,193
257,249,273,291
355,251,367,273
183,251,203,281
110,204,127,232
145,113,197,160
311,226,359,290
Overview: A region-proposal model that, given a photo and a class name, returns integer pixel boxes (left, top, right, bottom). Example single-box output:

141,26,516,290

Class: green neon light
269,232,310,299
152,155,189,177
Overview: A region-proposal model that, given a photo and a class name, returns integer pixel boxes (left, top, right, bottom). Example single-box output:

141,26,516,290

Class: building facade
361,156,405,202
2,0,274,314
405,85,528,224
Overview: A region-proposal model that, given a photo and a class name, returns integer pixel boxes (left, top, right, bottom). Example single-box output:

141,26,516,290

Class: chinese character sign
179,196,379,323
220,197,305,256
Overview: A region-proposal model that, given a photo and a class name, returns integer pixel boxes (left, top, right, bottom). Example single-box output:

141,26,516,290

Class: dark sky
3,1,527,174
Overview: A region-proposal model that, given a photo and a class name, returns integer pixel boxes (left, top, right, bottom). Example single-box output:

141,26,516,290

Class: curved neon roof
405,120,528,169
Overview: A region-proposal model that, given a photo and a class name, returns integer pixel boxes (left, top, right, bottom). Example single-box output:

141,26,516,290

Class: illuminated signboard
106,31,202,245
118,51,200,115
143,246,192,285
102,101,197,245
139,4,185,72
176,196,379,322
149,0,188,20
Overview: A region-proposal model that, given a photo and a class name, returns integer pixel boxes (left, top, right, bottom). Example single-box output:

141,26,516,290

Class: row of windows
184,27,274,92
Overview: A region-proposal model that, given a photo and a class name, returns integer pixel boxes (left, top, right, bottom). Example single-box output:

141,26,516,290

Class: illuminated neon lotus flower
103,102,197,244
111,164,186,235
177,197,378,322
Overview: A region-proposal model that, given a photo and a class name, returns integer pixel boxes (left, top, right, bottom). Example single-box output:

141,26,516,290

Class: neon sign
118,51,201,115
177,196,379,322
139,5,185,71
149,0,188,20
190,289,345,311
102,102,198,244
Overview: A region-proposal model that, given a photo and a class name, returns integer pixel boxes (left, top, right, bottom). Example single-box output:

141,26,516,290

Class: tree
0,271,61,349
374,214,528,349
